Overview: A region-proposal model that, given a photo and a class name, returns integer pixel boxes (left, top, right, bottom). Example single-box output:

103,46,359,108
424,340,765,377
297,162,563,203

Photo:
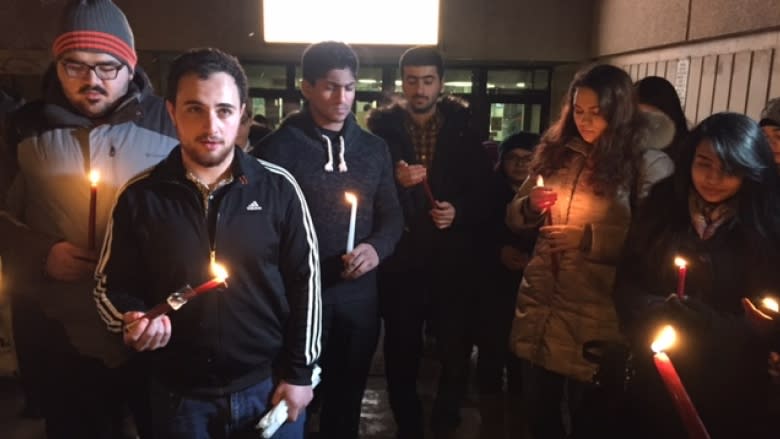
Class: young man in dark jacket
255,41,403,439
367,46,493,438
94,48,321,438
0,1,177,436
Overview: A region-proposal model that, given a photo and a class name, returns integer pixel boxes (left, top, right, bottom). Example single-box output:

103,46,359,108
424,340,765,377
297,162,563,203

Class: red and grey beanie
51,0,137,69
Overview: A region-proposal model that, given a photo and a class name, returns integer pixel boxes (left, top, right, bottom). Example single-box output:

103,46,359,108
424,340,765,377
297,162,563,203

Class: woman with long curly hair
505,64,674,438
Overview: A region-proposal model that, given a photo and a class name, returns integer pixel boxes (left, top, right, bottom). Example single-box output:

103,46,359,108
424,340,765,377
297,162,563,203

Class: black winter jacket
367,95,493,270
255,108,402,304
95,146,321,396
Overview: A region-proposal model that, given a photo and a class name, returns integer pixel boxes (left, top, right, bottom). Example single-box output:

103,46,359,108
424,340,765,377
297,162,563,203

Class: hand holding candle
651,325,711,439
345,192,358,253
674,257,688,299
741,296,779,335
531,175,556,216
88,170,100,250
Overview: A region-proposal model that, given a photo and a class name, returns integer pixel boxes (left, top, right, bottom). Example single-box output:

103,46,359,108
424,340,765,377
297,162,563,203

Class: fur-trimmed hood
367,94,472,133
636,109,676,152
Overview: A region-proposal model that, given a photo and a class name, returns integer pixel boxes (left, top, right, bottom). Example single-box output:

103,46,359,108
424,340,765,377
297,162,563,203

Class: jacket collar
153,145,254,187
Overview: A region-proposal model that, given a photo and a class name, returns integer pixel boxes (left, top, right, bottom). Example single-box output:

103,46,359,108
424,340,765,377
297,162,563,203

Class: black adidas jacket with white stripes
94,145,321,395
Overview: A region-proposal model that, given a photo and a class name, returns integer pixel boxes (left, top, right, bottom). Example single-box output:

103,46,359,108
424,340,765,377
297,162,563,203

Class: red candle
127,261,228,329
422,177,435,206
88,170,100,250
537,175,558,275
651,325,710,439
675,257,688,298
192,262,229,294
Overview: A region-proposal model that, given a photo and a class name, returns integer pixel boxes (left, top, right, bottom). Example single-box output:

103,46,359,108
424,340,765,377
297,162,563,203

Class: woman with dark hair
614,112,780,438
506,64,674,438
636,76,689,161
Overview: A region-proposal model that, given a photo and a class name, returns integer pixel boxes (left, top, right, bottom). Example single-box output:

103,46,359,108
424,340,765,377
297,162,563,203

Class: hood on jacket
366,94,472,133
635,109,676,152
277,106,365,173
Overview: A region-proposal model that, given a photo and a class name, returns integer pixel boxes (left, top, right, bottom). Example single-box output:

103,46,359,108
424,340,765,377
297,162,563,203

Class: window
356,67,383,92
243,64,287,90
487,69,550,94
489,103,543,141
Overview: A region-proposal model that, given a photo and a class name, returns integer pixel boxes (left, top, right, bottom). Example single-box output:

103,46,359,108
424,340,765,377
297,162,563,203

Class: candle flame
536,175,544,187
210,262,228,283
345,192,357,204
89,170,100,186
651,325,677,353
674,256,687,269
762,297,779,313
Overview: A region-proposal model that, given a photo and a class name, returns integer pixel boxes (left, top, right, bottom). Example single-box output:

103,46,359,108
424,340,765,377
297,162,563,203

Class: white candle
345,192,358,252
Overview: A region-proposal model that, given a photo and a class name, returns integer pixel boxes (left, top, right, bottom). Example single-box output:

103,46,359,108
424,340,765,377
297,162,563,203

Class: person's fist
45,241,97,281
395,160,427,188
528,186,557,214
122,311,172,351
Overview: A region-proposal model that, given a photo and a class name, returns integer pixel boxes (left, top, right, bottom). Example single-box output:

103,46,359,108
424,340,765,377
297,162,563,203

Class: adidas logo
246,201,263,211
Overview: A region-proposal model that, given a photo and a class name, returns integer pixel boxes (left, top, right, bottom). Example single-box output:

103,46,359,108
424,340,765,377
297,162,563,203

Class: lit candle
674,257,688,298
88,170,100,250
192,261,229,294
345,192,358,253
761,297,779,314
536,175,551,219
537,174,558,276
422,177,436,206
651,325,711,439
127,261,229,329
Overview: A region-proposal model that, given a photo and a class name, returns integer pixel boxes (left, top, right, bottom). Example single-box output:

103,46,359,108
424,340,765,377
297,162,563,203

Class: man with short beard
94,48,320,438
367,47,493,439
0,1,177,437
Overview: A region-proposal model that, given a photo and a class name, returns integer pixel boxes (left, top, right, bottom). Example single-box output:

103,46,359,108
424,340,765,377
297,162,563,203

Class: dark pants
317,296,380,439
149,377,304,439
379,266,474,438
475,272,522,395
12,295,146,439
521,361,586,439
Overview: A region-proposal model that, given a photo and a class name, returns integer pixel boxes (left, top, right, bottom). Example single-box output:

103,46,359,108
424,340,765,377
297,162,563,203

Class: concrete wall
592,0,780,124
601,31,780,124
594,0,780,57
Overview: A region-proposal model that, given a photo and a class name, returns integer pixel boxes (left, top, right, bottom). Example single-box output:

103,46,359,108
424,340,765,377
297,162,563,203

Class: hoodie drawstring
321,134,348,173
337,136,347,172
322,134,334,172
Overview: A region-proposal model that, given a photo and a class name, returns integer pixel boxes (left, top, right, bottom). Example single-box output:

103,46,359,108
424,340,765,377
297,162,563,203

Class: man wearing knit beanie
759,97,780,168
51,0,137,118
0,0,177,437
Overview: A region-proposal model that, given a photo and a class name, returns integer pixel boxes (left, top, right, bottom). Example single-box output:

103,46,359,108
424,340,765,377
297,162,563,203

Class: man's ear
300,79,313,100
165,100,176,127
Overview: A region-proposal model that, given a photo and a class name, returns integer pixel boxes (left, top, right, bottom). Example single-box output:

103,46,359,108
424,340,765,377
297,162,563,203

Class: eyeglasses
60,60,125,80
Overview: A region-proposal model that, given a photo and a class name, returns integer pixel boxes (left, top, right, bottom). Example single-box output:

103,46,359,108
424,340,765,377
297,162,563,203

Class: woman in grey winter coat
505,64,674,438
